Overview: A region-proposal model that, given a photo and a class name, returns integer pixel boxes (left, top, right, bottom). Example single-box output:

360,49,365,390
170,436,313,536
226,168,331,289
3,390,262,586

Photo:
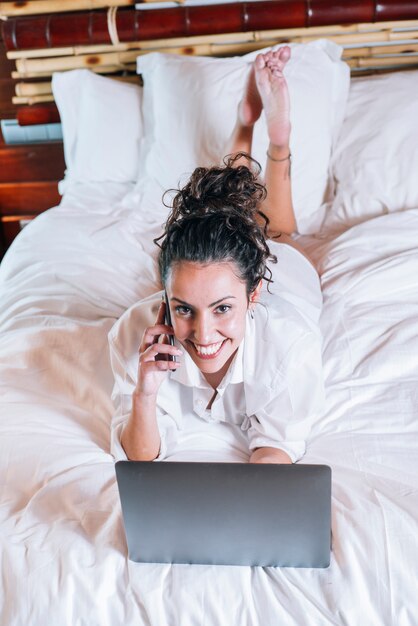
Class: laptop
115,461,332,568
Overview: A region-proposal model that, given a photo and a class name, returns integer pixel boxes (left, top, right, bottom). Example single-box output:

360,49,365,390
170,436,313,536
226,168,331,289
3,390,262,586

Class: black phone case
164,291,176,361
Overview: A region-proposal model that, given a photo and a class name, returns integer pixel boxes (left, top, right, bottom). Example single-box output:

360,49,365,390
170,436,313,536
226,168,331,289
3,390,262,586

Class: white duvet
1,184,417,626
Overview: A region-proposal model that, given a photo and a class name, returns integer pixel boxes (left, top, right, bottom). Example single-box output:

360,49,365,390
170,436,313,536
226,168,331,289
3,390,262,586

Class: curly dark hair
154,153,278,297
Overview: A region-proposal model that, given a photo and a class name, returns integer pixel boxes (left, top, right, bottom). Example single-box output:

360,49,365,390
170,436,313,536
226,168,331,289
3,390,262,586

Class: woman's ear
249,279,263,305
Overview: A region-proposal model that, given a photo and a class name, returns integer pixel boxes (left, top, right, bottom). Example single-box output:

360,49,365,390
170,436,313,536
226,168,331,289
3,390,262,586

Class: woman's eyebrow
171,296,236,308
209,296,236,307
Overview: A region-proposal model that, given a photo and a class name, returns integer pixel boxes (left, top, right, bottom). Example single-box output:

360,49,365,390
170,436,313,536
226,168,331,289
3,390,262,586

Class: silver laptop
115,461,332,568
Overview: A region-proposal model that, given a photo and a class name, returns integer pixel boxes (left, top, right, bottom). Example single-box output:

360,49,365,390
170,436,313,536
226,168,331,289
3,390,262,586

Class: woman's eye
216,305,231,314
175,306,192,316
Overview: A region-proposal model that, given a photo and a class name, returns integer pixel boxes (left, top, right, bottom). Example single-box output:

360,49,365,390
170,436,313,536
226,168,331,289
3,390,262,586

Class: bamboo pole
345,55,418,69
15,82,52,97
12,65,137,79
15,74,140,97
11,47,212,73
298,31,393,45
357,20,418,31
15,51,141,74
343,43,418,58
12,95,55,105
357,55,418,67
6,19,418,61
0,0,135,18
389,30,418,41
8,47,80,61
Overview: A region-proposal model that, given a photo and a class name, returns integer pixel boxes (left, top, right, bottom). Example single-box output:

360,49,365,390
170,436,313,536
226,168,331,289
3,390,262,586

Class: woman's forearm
121,391,161,461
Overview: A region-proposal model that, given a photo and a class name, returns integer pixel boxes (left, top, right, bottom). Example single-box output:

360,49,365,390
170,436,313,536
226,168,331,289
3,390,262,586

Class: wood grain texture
307,1,375,26
0,142,65,182
0,181,61,214
376,1,418,20
16,102,60,125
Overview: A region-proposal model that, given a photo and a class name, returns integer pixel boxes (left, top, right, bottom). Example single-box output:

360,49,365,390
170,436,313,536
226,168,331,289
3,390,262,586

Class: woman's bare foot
237,64,263,127
254,46,291,149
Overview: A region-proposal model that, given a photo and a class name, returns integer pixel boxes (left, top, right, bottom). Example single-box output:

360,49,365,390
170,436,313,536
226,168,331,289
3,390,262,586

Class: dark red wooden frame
3,1,418,52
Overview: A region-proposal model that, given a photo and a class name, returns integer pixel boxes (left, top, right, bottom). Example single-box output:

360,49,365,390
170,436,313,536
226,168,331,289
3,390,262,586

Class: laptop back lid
115,461,331,568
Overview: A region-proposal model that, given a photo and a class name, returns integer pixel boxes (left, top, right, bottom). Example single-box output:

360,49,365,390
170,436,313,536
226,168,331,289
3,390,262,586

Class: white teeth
194,341,223,356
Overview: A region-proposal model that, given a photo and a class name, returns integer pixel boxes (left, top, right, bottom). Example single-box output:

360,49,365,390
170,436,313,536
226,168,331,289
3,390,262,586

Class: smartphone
164,290,177,366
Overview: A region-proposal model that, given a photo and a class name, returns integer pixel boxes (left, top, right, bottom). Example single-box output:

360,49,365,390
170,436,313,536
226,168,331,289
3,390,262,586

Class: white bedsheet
1,186,417,625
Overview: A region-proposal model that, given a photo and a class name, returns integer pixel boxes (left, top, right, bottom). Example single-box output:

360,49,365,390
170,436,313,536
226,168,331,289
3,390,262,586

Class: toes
278,45,291,63
266,61,283,77
255,53,266,69
263,51,274,68
255,47,290,98
269,45,291,70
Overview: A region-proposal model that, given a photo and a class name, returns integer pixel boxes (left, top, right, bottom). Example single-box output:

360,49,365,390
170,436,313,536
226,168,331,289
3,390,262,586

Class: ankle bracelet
266,150,292,162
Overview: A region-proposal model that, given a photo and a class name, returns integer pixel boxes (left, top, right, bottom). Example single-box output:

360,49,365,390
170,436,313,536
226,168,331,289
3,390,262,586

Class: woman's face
166,261,257,384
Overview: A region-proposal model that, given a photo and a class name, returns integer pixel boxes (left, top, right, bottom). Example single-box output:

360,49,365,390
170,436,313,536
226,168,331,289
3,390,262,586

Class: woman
110,47,325,464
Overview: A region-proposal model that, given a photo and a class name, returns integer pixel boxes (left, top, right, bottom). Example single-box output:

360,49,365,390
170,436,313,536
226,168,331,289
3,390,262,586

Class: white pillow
51,70,82,177
128,41,350,234
326,70,418,231
51,70,143,190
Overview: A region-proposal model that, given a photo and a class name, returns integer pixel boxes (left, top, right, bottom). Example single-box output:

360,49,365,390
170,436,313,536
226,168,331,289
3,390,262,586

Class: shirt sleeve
110,401,179,462
109,336,179,462
247,330,325,463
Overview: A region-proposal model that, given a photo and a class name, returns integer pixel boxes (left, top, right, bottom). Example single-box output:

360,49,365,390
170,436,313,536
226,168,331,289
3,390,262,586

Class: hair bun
155,152,277,294
165,153,266,223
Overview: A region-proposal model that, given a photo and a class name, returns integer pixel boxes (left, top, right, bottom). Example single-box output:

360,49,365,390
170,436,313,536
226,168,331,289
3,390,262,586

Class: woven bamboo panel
9,19,418,104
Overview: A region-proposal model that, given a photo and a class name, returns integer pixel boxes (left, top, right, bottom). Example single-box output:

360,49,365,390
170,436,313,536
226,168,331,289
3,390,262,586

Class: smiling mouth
189,339,227,359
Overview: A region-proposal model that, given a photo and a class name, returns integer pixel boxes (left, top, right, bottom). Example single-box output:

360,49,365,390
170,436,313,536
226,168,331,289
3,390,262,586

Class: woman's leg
255,50,317,263
254,47,296,236
225,62,262,164
227,47,297,236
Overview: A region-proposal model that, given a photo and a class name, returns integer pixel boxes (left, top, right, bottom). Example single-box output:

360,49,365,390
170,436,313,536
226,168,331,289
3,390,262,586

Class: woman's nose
193,314,213,344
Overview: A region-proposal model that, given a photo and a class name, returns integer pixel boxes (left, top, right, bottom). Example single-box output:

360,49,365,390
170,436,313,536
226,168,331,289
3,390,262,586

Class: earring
250,308,254,319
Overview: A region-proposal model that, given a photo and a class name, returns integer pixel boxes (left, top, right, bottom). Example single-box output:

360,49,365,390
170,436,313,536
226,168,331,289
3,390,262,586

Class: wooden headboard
1,0,418,256
0,26,63,255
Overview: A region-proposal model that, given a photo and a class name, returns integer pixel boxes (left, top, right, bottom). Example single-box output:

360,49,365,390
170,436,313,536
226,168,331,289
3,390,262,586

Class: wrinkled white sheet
1,184,417,626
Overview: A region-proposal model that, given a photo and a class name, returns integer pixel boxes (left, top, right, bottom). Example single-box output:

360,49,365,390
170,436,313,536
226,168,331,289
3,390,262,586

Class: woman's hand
249,447,292,464
135,301,182,398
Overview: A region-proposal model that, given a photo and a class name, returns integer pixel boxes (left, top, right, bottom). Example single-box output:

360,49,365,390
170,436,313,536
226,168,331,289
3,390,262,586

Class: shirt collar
170,339,207,388
217,339,244,391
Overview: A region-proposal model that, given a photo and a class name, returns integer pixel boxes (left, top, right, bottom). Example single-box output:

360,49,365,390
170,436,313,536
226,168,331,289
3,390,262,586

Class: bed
1,18,418,626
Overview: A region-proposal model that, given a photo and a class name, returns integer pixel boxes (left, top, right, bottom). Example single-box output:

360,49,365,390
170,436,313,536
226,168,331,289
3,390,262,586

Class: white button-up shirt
109,243,325,463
